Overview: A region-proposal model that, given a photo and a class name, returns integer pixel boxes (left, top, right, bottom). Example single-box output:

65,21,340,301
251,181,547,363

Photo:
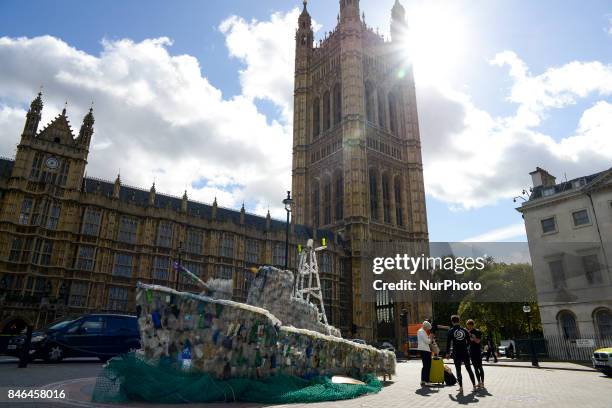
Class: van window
106,316,138,333
67,316,104,334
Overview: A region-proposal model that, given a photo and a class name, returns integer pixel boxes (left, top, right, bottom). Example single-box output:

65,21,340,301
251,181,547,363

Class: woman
417,320,433,386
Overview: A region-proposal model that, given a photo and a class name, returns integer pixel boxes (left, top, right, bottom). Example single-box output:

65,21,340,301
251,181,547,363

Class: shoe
472,386,478,393
420,381,426,386
457,387,463,393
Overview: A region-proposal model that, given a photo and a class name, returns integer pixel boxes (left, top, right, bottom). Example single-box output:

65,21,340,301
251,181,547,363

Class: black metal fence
514,334,611,361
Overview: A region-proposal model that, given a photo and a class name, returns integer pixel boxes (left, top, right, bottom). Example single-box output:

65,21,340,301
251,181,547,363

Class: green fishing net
92,353,383,404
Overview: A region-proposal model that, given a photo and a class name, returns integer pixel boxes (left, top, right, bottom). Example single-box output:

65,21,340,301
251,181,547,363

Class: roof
528,169,610,201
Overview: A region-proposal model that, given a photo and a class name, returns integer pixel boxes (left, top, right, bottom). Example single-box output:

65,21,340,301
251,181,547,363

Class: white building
517,167,612,356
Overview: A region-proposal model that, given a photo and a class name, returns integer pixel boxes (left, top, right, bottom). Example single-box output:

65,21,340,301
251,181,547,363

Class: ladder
294,239,329,327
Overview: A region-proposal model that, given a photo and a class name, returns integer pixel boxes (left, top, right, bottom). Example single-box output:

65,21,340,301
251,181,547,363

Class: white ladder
294,239,329,327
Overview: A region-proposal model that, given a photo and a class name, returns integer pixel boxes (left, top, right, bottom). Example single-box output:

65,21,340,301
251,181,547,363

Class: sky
0,0,611,242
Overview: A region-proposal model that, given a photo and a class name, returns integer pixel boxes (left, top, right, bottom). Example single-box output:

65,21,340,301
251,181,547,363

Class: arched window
594,308,612,338
382,173,391,223
377,89,386,128
558,311,579,339
323,91,331,131
323,176,332,225
394,176,403,226
365,82,375,123
388,92,398,135
334,171,343,221
312,180,320,227
333,83,342,125
313,97,320,138
369,168,378,221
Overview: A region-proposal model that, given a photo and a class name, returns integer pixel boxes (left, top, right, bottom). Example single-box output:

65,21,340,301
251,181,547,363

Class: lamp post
282,191,293,270
175,241,184,291
523,303,539,367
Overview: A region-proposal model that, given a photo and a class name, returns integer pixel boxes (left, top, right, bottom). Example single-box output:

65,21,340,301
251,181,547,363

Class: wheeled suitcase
429,356,445,384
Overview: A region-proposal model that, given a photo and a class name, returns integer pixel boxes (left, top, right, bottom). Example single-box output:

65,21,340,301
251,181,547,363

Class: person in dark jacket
466,319,484,388
485,336,498,363
445,315,476,393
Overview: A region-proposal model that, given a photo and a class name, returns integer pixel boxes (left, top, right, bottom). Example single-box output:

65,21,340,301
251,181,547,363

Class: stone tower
291,0,430,343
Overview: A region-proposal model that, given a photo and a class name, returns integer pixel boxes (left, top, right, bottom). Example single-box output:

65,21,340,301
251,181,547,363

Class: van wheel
44,346,64,363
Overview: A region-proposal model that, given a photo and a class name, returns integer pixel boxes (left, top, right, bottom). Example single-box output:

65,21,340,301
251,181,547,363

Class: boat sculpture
135,240,396,380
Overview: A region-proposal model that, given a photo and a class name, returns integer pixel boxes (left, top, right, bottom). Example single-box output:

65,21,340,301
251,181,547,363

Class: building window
30,152,44,179
82,208,102,236
541,217,556,234
241,270,254,293
219,234,234,258
153,256,169,280
572,209,590,227
594,308,612,338
76,246,96,271
335,172,343,221
246,239,259,264
157,221,173,248
323,177,331,225
312,180,320,227
18,198,33,225
186,229,203,254
388,92,398,135
333,83,342,125
377,89,386,128
273,243,286,267
321,279,332,304
369,169,378,221
69,282,89,307
320,252,332,274
107,286,129,311
558,311,579,339
382,173,391,223
58,160,69,186
365,82,375,123
113,253,133,278
216,265,233,280
394,176,403,226
9,238,23,262
181,261,202,283
548,259,566,289
581,254,603,285
118,216,138,244
323,90,331,131
313,97,320,138
46,202,61,230
32,239,53,266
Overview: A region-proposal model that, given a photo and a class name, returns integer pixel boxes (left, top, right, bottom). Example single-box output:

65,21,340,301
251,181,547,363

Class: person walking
417,320,433,386
445,315,476,393
466,319,485,388
485,336,498,363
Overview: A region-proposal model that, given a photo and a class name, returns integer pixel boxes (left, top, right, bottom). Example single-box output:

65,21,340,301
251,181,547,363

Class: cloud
0,10,301,218
461,223,526,242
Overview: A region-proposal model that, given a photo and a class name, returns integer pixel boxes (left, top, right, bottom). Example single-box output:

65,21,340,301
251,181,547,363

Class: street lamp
282,191,293,270
523,303,539,367
174,241,184,291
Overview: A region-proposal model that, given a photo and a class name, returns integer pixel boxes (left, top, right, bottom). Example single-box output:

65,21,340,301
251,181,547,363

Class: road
0,356,610,407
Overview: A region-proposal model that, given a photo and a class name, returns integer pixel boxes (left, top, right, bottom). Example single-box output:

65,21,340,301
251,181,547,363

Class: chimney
530,167,556,188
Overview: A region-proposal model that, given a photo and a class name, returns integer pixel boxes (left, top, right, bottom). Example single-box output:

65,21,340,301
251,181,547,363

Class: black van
6,314,140,362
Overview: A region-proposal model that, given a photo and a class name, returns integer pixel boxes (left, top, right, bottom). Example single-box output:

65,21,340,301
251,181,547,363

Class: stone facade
291,0,430,343
0,93,345,335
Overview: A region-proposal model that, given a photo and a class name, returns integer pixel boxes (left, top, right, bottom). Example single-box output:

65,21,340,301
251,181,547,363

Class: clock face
45,157,59,170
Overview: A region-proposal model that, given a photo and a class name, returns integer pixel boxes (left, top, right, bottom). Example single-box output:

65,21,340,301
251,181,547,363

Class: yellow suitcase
430,356,445,384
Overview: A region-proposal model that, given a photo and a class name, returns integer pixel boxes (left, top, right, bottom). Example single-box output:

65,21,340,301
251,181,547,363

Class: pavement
0,356,610,408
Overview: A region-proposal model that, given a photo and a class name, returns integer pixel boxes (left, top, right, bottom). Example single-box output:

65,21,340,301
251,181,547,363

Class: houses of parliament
0,0,430,346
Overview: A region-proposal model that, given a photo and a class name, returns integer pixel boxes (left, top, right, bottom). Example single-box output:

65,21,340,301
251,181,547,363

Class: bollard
18,325,33,368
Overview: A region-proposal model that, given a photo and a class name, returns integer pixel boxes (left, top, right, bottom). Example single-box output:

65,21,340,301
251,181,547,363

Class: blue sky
0,0,611,242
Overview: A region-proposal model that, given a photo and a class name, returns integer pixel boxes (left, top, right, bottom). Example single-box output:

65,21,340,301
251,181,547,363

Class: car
351,339,367,345
498,340,516,359
380,341,396,353
592,347,612,376
6,314,140,363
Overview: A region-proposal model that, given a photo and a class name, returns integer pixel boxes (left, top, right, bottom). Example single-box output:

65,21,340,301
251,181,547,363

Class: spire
181,190,188,212
240,202,245,224
297,0,313,49
113,173,121,199
148,182,156,206
77,106,95,146
266,208,272,230
391,0,407,42
22,91,44,136
212,197,218,220
62,101,68,116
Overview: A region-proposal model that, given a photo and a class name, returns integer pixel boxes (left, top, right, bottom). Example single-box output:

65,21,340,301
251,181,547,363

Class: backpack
444,365,457,386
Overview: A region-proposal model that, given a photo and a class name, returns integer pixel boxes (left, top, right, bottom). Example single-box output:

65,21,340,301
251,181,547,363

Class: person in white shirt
417,320,434,386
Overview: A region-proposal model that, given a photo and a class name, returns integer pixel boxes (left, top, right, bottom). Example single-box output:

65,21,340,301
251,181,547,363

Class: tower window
312,180,320,227
323,91,331,131
333,84,342,125
18,198,33,225
30,153,43,180
369,169,379,221
377,89,386,128
313,97,320,138
394,176,403,226
323,177,332,225
365,82,375,123
382,173,391,223
388,92,398,135
335,171,344,221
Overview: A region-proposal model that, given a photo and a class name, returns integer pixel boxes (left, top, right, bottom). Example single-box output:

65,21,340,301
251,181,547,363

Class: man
417,320,433,386
485,336,498,363
445,315,476,393
466,319,484,388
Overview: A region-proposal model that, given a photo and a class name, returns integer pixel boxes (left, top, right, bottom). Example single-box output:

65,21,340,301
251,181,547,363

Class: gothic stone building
0,96,345,337
291,0,430,342
0,0,431,346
